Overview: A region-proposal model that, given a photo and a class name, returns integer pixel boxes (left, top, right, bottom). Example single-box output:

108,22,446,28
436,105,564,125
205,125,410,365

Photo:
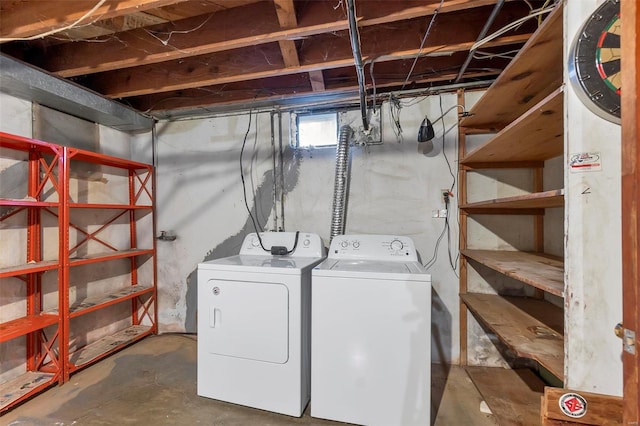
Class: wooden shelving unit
457,3,565,421
466,366,546,426
461,294,564,378
462,250,564,297
0,131,157,412
460,189,564,214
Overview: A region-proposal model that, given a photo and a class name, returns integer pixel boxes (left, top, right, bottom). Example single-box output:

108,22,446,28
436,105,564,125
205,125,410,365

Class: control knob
390,239,404,251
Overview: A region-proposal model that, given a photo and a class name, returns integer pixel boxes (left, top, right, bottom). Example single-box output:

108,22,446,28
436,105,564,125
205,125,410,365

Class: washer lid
198,254,324,274
313,259,431,281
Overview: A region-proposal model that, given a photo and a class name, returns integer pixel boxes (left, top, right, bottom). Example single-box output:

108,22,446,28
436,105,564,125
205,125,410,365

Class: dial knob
251,238,260,247
352,241,360,249
340,240,349,248
390,240,403,251
303,239,310,247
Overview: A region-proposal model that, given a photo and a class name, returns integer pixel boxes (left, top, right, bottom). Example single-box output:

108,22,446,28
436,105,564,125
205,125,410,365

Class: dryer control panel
328,234,418,261
240,232,325,258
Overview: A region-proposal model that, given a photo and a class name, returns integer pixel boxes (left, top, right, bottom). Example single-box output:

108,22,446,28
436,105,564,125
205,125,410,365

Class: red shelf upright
0,132,65,412
62,146,157,377
0,132,157,411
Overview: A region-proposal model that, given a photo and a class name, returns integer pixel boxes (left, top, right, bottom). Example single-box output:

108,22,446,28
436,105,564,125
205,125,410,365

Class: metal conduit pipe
330,125,354,242
454,0,505,83
346,0,369,131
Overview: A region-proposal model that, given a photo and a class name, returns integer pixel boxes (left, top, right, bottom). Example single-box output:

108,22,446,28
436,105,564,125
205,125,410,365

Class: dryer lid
199,254,324,274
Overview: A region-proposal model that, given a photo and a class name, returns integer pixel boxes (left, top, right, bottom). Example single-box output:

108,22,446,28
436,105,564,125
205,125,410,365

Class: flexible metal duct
330,126,354,242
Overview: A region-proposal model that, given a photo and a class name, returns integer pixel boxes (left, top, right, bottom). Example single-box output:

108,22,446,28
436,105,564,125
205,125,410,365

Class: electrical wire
239,109,268,252
401,0,445,91
388,94,404,143
470,3,557,52
424,95,461,274
0,0,107,42
346,0,369,131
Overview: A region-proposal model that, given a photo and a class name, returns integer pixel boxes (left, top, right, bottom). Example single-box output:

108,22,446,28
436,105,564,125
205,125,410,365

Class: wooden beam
88,34,525,98
621,0,639,424
127,68,498,113
309,70,325,92
0,0,188,41
273,0,297,28
39,0,522,77
273,0,300,68
541,387,623,425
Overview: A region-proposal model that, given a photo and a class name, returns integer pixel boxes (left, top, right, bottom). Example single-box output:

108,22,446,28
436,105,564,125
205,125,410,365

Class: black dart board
568,0,621,124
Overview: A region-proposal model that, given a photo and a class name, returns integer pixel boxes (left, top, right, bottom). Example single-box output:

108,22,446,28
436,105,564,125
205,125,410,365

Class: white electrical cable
470,4,556,52
0,0,107,42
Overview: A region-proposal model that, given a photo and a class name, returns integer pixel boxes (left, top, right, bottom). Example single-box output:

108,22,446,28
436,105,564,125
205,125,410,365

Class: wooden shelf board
0,371,56,412
461,293,564,379
461,189,564,212
0,314,59,343
62,285,153,318
0,260,59,278
69,248,154,266
463,250,564,297
462,88,564,164
69,325,152,369
460,3,563,129
466,366,545,426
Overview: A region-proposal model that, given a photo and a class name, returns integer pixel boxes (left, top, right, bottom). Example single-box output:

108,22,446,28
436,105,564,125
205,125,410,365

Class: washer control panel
240,232,325,258
328,234,418,261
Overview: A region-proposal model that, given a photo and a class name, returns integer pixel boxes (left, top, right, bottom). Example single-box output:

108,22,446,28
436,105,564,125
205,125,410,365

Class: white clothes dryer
311,234,431,426
197,231,325,417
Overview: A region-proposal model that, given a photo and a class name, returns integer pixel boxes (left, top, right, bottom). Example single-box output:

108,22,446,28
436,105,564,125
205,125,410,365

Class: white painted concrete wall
155,94,463,363
0,93,152,383
564,0,623,396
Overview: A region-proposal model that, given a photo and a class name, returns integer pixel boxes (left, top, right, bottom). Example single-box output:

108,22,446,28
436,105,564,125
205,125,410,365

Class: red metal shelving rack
61,146,157,379
0,132,157,411
0,132,65,412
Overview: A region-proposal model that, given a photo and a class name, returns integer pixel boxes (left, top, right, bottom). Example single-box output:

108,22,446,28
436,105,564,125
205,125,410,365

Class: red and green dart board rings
568,0,621,124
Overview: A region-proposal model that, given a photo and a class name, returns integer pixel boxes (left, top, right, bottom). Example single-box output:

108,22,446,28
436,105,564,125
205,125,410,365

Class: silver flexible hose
330,126,353,242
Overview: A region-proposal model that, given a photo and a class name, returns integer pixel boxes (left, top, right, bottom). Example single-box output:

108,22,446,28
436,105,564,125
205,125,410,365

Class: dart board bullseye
568,0,621,124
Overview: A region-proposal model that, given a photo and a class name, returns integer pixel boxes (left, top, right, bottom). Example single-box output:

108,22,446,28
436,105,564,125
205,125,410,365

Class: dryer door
203,279,289,363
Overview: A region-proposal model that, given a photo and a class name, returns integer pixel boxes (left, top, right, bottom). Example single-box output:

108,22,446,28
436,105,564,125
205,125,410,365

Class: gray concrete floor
3,334,497,425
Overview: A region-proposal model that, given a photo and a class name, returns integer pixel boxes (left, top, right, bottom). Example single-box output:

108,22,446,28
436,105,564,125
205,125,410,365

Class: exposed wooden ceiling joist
0,0,189,40
0,0,558,117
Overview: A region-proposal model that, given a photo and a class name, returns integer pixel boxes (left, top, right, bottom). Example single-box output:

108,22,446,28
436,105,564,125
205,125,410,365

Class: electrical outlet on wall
441,189,450,204
432,209,447,218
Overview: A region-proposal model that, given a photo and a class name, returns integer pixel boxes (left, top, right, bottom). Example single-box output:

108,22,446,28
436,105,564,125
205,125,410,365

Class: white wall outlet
432,209,447,218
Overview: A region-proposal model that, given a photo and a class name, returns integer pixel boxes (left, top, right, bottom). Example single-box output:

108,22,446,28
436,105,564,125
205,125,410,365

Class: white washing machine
311,234,431,426
197,231,325,417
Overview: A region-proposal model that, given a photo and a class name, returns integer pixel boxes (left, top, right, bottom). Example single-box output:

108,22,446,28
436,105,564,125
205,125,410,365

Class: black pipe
346,0,369,131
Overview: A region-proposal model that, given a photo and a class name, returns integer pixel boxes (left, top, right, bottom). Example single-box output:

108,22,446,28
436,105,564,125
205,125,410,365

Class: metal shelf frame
0,131,157,412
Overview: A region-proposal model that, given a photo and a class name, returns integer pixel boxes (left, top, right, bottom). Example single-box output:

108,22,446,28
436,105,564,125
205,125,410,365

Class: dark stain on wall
183,147,302,333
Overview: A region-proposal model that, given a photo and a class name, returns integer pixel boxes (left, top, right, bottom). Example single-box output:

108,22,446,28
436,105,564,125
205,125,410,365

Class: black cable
438,95,459,275
346,0,369,131
239,109,268,252
424,217,448,270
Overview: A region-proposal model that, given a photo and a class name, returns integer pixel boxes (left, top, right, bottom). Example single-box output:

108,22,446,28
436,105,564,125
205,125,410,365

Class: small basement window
295,112,338,148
